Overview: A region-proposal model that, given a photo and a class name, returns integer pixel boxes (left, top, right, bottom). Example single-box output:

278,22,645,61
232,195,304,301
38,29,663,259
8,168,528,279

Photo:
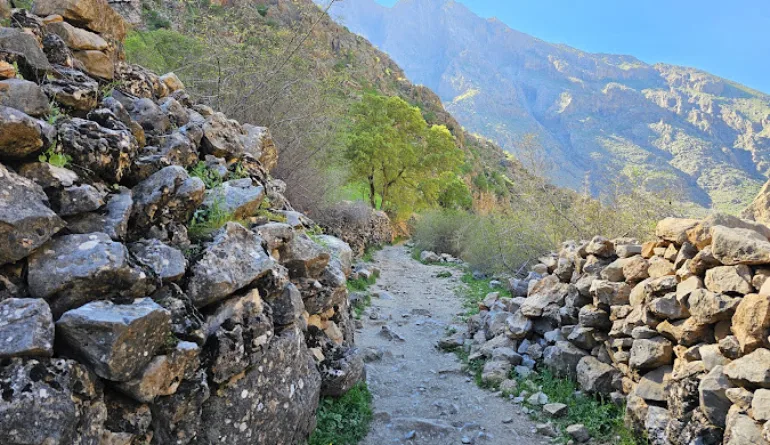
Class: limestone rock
0,78,49,117
711,225,770,265
186,223,276,308
320,348,366,397
688,212,770,249
705,265,753,295
128,97,170,137
67,187,133,240
201,112,246,159
160,72,184,92
724,348,770,388
585,236,615,257
506,311,533,339
202,178,265,220
281,234,331,279
115,341,199,402
635,365,672,402
58,118,138,182
151,370,210,445
576,356,618,395
129,238,186,282
629,337,673,370
129,166,205,235
42,66,99,111
0,28,51,80
50,184,106,216
0,105,52,160
590,279,631,308
543,341,588,379
32,0,129,40
699,365,732,427
0,298,54,358
241,124,279,171
656,218,699,245
27,232,151,316
686,289,740,324
18,161,79,189
732,292,770,353
724,407,764,445
481,359,512,386
56,298,170,381
0,164,65,266
46,21,108,50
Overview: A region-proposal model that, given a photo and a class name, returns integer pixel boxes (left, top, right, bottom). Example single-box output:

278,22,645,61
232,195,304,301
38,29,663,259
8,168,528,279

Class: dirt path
358,245,547,445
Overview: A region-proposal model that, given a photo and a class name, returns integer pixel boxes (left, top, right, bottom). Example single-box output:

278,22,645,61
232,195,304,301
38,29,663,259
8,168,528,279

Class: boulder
0,78,49,117
320,348,366,397
67,187,133,240
0,358,104,445
724,348,770,388
724,407,764,445
201,112,246,159
129,166,205,235
647,256,675,278
0,298,54,358
58,118,138,182
506,311,533,339
711,225,770,266
0,28,51,80
585,236,615,257
196,327,322,445
644,405,671,445
686,289,740,324
590,279,631,308
18,161,79,189
267,282,304,326
241,124,278,171
315,235,353,276
647,293,688,320
0,164,65,266
521,275,576,317
704,265,753,295
56,298,170,381
576,356,618,395
481,359,512,386
0,105,53,160
622,256,649,282
751,389,770,421
129,239,186,282
732,292,770,353
128,97,170,137
27,232,151,316
46,21,109,51
160,72,185,92
281,234,331,279
50,184,106,216
150,370,210,445
635,366,672,402
254,222,294,253
42,66,99,112
688,212,770,249
202,178,265,220
32,0,129,40
186,223,276,308
656,218,699,245
115,341,199,403
698,365,732,428
629,337,673,370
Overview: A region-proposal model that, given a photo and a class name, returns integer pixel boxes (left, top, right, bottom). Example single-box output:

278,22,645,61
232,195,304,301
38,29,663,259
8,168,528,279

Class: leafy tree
345,94,465,219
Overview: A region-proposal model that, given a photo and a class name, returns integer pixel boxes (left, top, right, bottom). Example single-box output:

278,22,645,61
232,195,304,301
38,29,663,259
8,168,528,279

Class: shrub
412,210,472,258
308,382,373,445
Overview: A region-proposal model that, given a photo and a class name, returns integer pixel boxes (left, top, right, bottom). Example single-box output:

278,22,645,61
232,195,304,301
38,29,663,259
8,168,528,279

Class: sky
373,0,770,94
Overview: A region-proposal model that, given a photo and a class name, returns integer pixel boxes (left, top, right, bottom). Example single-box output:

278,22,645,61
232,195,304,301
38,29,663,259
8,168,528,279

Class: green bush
124,29,205,77
308,382,373,445
412,210,472,258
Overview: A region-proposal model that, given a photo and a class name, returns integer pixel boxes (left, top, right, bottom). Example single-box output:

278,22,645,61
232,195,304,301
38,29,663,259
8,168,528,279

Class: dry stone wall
450,214,770,444
0,2,365,444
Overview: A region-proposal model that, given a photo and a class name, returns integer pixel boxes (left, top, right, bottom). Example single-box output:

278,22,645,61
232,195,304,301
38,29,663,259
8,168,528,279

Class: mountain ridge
329,0,770,212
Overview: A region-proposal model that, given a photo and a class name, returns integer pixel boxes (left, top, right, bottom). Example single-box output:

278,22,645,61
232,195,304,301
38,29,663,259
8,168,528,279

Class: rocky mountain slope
329,0,770,212
0,2,391,443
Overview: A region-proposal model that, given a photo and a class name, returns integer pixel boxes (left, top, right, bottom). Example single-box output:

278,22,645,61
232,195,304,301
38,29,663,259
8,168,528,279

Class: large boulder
0,164,65,266
32,0,129,40
0,105,53,160
711,225,770,266
58,118,138,182
195,327,322,445
0,298,54,358
0,358,104,445
185,223,277,308
723,348,770,388
731,292,770,353
656,218,699,245
27,232,151,316
56,298,170,381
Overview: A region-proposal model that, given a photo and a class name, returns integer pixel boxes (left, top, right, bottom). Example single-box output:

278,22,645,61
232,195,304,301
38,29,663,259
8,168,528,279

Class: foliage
347,275,376,293
506,369,642,445
188,197,242,239
46,102,64,125
345,94,465,220
308,382,373,445
457,272,511,316
38,145,71,168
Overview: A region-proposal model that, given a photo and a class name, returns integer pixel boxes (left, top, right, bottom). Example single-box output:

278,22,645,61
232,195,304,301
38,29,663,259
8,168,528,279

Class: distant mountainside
329,0,770,212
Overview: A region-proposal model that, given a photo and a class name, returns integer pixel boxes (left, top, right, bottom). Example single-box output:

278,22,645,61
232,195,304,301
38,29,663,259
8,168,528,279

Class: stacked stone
453,215,770,444
0,1,364,444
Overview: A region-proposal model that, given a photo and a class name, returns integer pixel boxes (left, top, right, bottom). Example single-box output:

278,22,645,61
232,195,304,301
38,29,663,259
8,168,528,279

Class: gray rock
0,163,65,266
576,356,618,395
481,359,512,386
129,166,205,236
506,311,533,339
686,289,741,324
629,337,673,370
0,28,51,80
590,279,631,308
28,232,152,316
151,370,210,445
698,365,732,427
647,292,688,320
266,282,304,326
315,235,354,276
0,358,103,445
56,298,170,381
320,347,366,397
196,327,322,445
241,124,278,171
711,225,770,266
0,298,54,358
724,348,770,388
128,97,170,137
58,118,138,182
566,423,590,443
129,238,186,282
186,223,276,308
543,341,588,379
543,403,568,417
724,407,764,445
42,66,99,112
18,162,79,189
254,222,294,252
644,405,671,445
0,78,49,117
751,389,770,421
521,275,577,317
705,265,754,295
50,184,106,216
201,112,246,159
635,366,672,402
578,305,611,329
203,178,265,220
281,234,331,279
66,187,133,240
0,105,52,160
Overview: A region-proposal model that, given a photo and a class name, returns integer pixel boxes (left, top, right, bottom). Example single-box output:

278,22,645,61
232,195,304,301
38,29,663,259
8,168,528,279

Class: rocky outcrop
0,2,363,443
455,214,770,444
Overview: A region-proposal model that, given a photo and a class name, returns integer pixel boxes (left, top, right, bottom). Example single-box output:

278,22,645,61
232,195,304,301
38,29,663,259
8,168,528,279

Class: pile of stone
0,2,365,443
420,250,463,264
448,215,770,444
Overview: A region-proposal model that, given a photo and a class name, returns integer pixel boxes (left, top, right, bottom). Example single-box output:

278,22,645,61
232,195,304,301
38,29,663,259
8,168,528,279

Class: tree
345,94,465,219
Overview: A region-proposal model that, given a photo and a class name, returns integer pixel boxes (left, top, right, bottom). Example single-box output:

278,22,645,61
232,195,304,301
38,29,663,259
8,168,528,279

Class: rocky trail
358,245,546,445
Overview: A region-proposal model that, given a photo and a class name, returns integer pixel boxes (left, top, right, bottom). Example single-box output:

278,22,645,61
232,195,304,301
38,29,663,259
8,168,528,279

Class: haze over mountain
329,0,770,212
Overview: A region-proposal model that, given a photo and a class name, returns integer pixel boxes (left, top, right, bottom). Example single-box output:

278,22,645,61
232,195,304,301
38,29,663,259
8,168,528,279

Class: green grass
188,198,245,239
351,293,372,319
458,272,511,316
361,246,380,263
506,368,641,445
347,275,376,293
308,382,373,445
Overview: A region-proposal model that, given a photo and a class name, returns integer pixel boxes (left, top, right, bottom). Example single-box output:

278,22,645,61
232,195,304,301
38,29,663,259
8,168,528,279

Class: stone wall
0,2,363,444
451,214,770,444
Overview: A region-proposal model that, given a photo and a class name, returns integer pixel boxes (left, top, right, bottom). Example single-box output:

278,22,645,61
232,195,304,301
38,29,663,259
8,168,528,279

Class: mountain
328,0,770,212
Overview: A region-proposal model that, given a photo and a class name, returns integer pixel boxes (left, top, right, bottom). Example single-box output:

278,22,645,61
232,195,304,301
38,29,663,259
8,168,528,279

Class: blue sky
374,0,770,94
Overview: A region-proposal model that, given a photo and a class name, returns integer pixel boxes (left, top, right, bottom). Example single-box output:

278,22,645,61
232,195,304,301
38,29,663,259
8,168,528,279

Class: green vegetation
345,94,470,220
458,272,511,316
308,383,373,445
38,145,71,168
188,197,242,239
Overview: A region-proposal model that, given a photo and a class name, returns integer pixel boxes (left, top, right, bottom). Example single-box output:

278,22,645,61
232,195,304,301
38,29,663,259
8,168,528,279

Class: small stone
543,403,568,417
566,424,590,443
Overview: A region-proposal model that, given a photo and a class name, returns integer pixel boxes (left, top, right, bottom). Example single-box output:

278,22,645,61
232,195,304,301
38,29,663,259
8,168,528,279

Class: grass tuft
308,382,373,445
457,272,511,316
